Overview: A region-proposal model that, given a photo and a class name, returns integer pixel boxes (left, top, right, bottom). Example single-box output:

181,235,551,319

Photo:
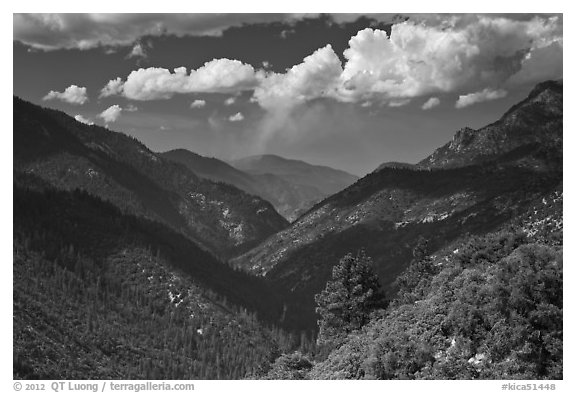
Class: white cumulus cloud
224,97,236,106
336,16,562,102
98,104,123,123
100,77,124,98
105,59,259,100
43,85,88,105
455,88,508,108
253,44,343,110
74,114,94,125
422,97,440,110
229,112,244,122
190,99,206,108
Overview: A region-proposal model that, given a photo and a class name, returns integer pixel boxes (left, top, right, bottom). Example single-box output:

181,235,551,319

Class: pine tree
314,249,387,348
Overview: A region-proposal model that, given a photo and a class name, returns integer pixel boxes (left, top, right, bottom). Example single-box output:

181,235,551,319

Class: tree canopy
315,249,387,348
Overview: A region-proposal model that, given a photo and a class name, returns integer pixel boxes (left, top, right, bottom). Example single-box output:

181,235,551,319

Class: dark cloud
13,14,308,50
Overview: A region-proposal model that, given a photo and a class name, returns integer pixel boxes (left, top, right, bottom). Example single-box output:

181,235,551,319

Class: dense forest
13,177,312,379
14,178,562,379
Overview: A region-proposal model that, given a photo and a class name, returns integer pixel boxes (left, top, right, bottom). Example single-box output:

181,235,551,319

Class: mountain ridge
13,97,288,259
163,149,359,222
418,80,562,169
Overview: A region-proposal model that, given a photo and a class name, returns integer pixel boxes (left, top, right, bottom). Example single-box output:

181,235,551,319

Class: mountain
232,81,563,331
12,80,563,380
13,97,288,259
230,154,359,221
162,150,359,222
418,80,562,169
231,154,359,196
161,149,258,192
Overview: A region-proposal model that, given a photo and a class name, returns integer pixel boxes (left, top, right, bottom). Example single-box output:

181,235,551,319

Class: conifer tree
315,249,387,348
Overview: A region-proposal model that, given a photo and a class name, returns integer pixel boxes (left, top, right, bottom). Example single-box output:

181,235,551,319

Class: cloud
253,44,343,110
104,59,259,100
43,85,88,105
98,104,122,123
125,104,139,112
422,97,440,110
336,16,562,102
455,88,508,108
224,97,236,106
127,43,147,58
507,40,563,86
229,112,244,122
190,99,206,108
125,40,153,67
13,14,307,51
388,99,411,108
100,77,124,98
74,114,94,125
246,45,344,150
100,14,561,111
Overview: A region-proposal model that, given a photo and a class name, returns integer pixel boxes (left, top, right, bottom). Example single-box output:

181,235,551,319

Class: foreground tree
315,249,387,348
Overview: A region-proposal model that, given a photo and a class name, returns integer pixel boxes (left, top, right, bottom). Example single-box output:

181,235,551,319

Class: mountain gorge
13,80,563,380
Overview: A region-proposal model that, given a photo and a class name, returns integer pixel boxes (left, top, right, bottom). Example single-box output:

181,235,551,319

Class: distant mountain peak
231,154,358,178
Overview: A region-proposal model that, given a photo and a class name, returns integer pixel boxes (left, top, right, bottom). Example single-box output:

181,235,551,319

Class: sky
13,13,563,176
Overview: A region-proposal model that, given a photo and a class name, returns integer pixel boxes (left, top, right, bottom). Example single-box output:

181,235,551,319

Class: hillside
13,175,297,379
309,192,563,379
13,97,288,259
232,81,563,331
